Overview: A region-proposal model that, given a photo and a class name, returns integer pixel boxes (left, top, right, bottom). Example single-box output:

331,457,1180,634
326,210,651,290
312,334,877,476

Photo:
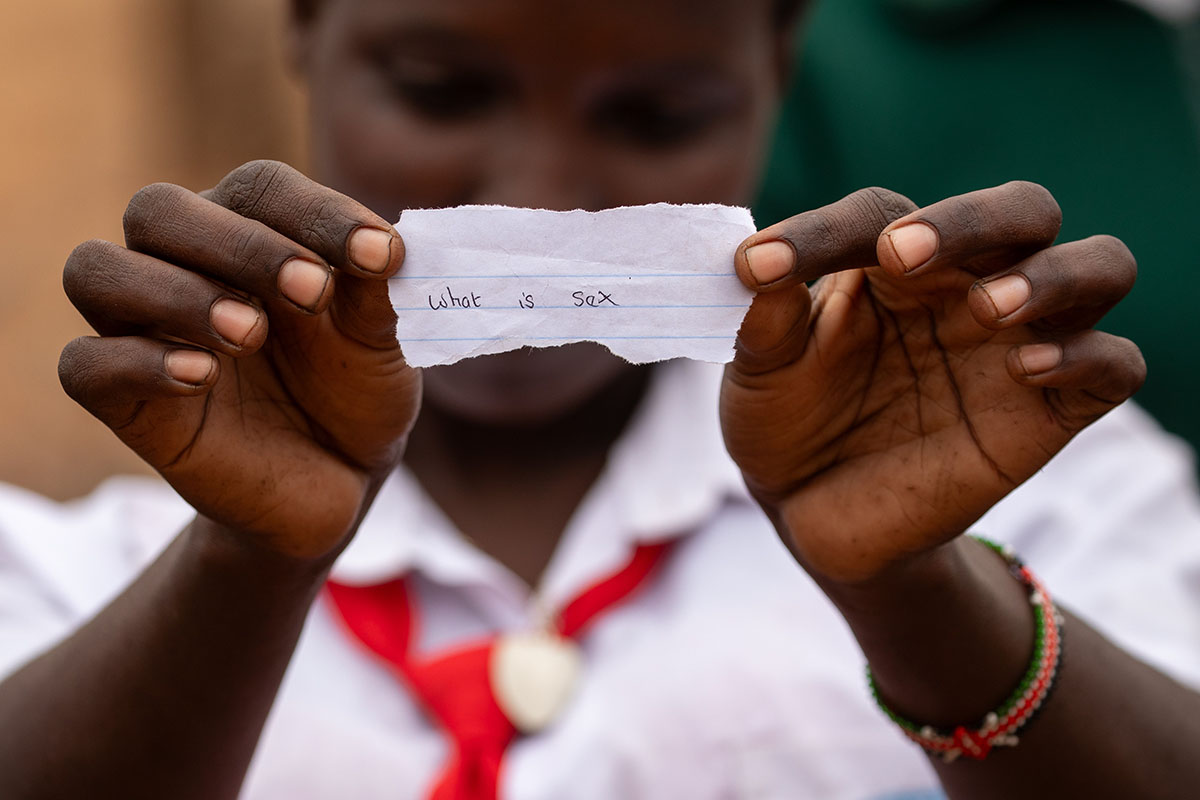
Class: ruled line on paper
393,272,736,280
398,335,735,342
392,304,747,312
389,203,758,367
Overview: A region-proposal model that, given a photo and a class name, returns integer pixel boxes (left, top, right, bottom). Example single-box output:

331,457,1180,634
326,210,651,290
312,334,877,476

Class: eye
592,90,732,150
383,58,506,122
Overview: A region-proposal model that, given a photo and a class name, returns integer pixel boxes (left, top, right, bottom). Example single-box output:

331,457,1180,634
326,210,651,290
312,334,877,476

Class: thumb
329,273,401,350
730,282,813,378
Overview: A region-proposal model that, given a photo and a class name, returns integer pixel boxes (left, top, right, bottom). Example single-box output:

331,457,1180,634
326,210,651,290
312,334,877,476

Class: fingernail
165,350,215,385
279,258,331,311
979,274,1031,319
348,227,394,273
887,223,939,272
1018,343,1062,375
210,299,262,346
744,240,795,285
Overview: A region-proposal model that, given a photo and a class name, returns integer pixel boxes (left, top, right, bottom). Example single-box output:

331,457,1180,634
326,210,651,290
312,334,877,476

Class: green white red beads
867,537,1064,764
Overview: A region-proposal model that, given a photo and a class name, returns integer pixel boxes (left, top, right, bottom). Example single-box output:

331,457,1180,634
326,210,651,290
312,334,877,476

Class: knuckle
855,186,918,226
66,237,112,267
57,338,100,402
297,192,354,245
791,209,841,252
1088,334,1146,398
63,239,114,292
1006,180,1062,237
784,188,918,254
1036,242,1070,283
1031,246,1082,311
1089,234,1138,288
215,159,290,216
123,183,187,246
217,223,275,276
1103,335,1148,397
944,195,990,238
63,240,128,310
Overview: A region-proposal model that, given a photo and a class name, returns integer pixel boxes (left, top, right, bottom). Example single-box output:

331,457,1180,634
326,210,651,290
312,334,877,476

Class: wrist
822,536,1037,729
870,543,1064,763
180,468,393,578
182,515,338,595
813,536,970,612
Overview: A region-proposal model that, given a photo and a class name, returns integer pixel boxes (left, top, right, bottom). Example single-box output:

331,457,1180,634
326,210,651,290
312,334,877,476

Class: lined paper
390,203,757,367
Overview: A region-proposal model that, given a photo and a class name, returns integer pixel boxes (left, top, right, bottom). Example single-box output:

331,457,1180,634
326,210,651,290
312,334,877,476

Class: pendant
489,631,583,734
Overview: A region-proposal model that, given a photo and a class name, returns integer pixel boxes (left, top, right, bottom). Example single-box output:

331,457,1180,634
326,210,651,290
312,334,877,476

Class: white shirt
1,361,1199,800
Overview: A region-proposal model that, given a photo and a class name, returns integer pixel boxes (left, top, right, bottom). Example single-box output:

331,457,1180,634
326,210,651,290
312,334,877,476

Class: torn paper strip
389,203,757,368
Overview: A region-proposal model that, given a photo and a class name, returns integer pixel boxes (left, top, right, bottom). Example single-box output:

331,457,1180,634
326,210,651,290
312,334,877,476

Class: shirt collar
330,359,750,608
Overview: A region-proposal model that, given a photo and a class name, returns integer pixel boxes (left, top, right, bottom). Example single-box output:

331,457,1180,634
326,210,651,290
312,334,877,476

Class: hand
721,182,1144,585
59,161,419,561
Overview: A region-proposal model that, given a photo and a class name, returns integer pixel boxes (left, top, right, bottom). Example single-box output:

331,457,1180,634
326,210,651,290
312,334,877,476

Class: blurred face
294,0,791,424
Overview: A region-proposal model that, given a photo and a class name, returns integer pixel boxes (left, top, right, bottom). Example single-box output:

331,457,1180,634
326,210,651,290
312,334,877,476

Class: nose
472,120,605,212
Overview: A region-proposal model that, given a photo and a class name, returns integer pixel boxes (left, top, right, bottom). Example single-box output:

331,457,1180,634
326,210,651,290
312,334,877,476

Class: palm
725,265,1092,580
58,164,428,558
124,292,418,558
721,183,1144,584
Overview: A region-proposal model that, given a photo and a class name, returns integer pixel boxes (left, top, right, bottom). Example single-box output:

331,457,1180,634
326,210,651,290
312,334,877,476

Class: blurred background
0,0,306,498
2,0,1198,501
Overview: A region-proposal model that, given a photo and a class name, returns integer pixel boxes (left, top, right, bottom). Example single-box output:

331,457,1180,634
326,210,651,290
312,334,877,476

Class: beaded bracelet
867,537,1064,763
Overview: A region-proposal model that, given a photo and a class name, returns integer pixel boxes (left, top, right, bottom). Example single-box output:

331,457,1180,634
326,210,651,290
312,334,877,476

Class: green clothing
755,0,1200,458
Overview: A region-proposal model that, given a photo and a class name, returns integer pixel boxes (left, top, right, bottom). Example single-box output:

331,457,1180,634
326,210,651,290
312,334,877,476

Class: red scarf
327,540,672,800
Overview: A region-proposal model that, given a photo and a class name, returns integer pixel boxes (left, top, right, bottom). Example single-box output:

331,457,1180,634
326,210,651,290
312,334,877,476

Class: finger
877,180,1062,277
123,182,336,315
1007,330,1146,424
64,239,268,355
60,337,221,472
59,336,217,426
202,160,403,279
734,187,918,291
729,282,813,377
967,235,1137,333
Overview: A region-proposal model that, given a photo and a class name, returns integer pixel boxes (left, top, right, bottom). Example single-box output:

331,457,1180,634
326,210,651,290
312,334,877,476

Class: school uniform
2,361,1198,800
